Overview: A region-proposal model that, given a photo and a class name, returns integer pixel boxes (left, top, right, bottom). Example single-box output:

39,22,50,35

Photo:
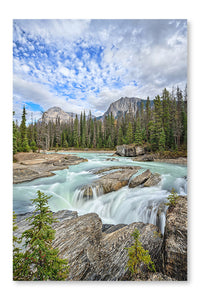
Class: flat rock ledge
13,152,88,184
15,197,188,281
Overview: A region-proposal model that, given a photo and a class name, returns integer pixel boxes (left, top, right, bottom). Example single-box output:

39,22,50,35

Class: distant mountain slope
103,97,145,119
39,97,153,123
40,107,72,123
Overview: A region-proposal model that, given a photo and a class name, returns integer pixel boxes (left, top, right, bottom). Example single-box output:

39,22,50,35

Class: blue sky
13,19,187,121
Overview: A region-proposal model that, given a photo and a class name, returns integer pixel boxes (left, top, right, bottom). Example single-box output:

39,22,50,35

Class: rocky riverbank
13,152,88,184
115,144,187,165
133,155,187,165
15,196,187,281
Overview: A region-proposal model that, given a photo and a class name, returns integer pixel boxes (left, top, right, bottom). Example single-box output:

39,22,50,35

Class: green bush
165,188,179,207
125,228,155,278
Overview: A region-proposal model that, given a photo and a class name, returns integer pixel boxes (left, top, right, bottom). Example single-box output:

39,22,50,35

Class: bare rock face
39,107,72,124
14,209,166,281
116,144,145,157
103,97,142,119
80,166,141,199
143,173,161,187
52,213,163,280
129,169,152,188
135,146,146,156
162,196,187,280
133,154,155,162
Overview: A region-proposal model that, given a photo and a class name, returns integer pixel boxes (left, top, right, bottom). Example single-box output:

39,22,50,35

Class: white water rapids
13,152,187,234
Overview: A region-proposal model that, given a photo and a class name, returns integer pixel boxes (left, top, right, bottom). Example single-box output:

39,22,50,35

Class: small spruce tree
126,228,155,278
13,191,69,281
165,188,179,207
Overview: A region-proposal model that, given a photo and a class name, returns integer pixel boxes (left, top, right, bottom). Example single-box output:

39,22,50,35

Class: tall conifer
20,106,30,152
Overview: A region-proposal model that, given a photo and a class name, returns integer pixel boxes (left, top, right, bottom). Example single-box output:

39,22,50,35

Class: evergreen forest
13,86,187,154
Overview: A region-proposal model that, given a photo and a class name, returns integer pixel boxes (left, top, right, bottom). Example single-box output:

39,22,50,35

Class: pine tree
13,191,69,281
126,228,155,278
80,112,83,146
73,115,79,148
20,106,30,152
13,112,18,154
13,212,25,280
30,140,37,152
117,127,123,145
134,121,143,146
87,111,94,147
82,111,86,147
126,122,133,144
93,118,97,148
107,135,113,148
150,95,163,151
175,87,184,149
149,120,157,151
162,88,170,148
158,127,166,152
145,97,151,143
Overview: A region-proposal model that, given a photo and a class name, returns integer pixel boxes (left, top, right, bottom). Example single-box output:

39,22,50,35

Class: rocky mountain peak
40,107,72,123
103,96,144,119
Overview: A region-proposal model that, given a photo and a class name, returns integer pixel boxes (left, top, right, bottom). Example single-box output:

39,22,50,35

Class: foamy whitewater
13,152,187,234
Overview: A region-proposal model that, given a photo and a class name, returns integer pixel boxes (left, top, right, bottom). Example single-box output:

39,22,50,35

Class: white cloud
13,19,91,45
13,19,187,118
13,76,86,117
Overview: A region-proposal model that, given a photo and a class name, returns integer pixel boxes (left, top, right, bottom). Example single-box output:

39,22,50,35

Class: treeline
13,86,187,154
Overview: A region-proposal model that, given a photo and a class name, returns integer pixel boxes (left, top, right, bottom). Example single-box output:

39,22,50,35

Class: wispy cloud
13,19,187,120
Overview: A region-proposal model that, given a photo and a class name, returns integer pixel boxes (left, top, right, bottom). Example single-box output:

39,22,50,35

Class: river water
13,152,187,234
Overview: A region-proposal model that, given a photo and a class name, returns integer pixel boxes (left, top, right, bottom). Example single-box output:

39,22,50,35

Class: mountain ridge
102,96,145,119
39,97,152,123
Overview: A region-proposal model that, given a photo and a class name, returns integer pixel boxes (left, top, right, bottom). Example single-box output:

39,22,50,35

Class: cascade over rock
77,166,141,199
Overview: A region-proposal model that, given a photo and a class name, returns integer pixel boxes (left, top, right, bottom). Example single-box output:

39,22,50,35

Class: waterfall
173,177,187,195
72,185,104,207
13,152,187,235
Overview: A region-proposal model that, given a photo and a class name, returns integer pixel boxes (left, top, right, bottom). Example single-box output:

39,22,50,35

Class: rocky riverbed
78,166,161,199
13,152,88,184
15,196,187,281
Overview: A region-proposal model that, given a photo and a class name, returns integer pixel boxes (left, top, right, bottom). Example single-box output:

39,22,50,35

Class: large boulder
116,144,145,157
143,173,161,187
16,210,163,281
162,196,187,280
129,169,152,188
